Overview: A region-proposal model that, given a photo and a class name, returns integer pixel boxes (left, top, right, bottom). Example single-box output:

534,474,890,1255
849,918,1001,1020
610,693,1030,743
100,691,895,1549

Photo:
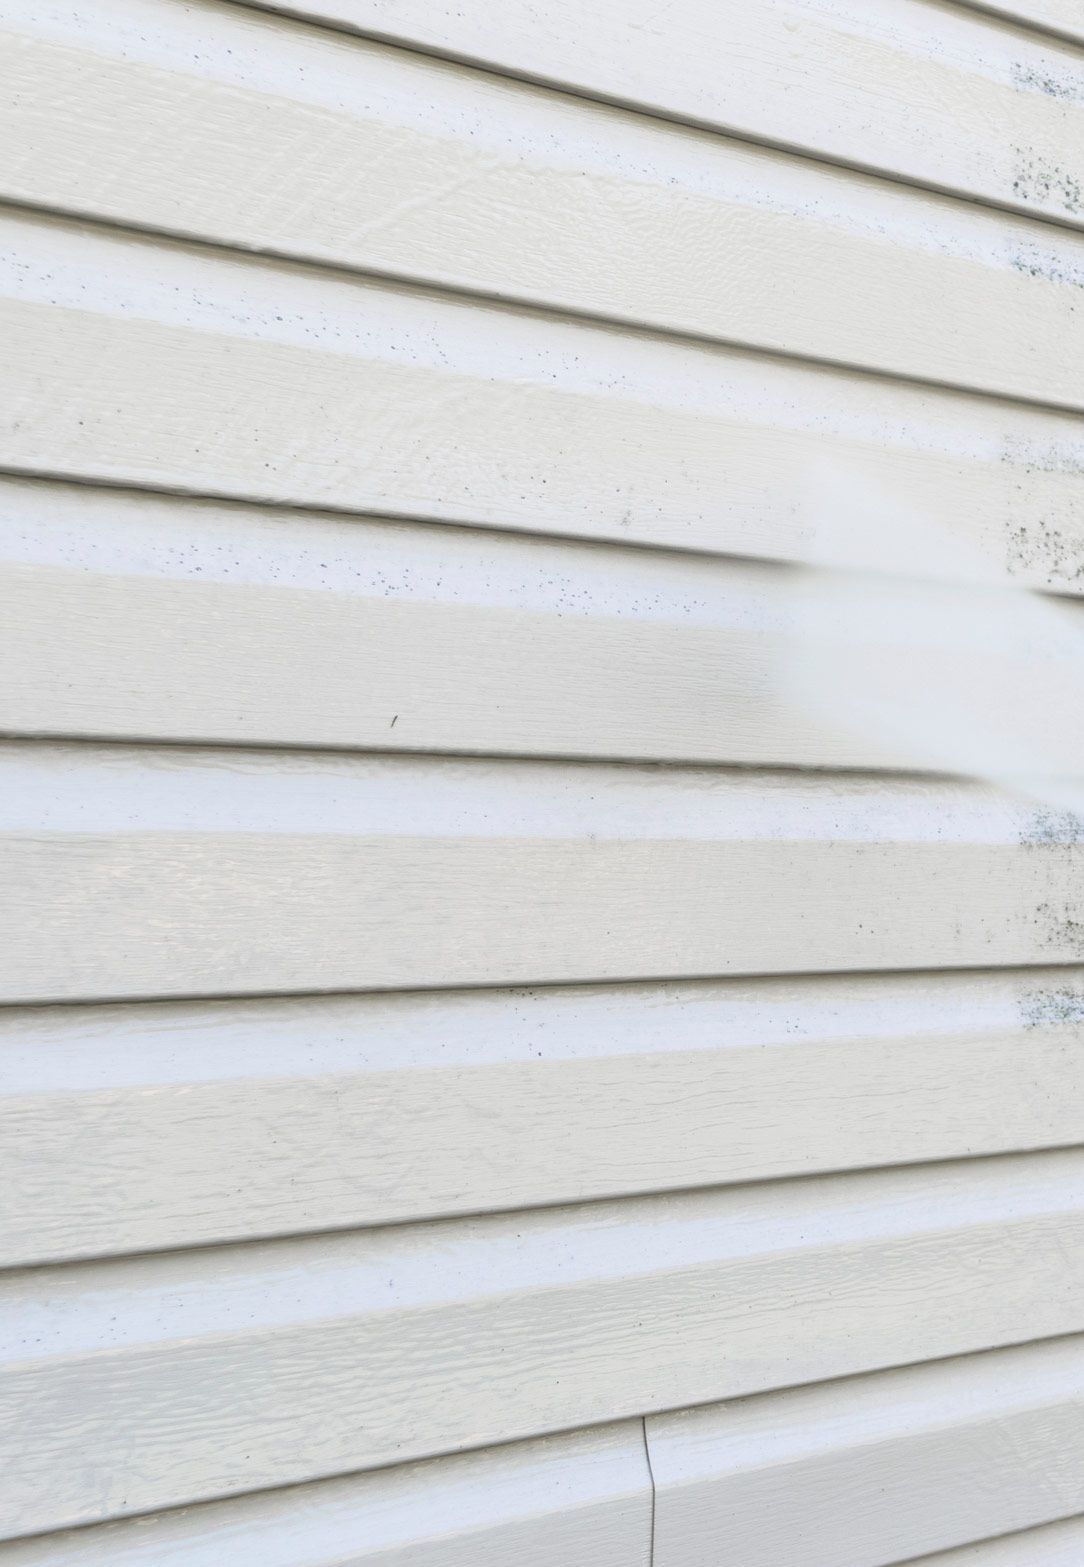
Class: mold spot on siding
1005,517,1084,586
1021,809,1084,847
1034,900,1084,955
1011,147,1083,215
1019,985,1084,1028
1011,62,1084,106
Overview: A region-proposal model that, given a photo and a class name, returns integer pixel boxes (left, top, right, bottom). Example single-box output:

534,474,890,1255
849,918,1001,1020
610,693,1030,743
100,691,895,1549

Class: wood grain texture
5,743,1084,1004
4,1148,1084,1538
5,968,1084,1267
226,0,1084,228
7,476,1084,767
3,2,1084,408
4,215,1084,590
0,1423,650,1563
647,1334,1084,1567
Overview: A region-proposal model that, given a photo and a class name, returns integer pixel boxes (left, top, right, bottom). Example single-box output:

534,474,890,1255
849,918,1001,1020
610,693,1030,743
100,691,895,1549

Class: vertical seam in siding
641,1416,658,1567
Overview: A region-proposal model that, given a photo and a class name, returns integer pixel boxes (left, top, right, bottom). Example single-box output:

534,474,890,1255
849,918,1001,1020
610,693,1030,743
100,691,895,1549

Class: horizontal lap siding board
2,5,1084,409
0,1424,652,1564
4,1148,1084,1537
226,0,1084,228
955,3,1084,47
4,218,1084,594
8,477,1084,770
919,1516,1084,1564
5,967,1084,1268
6,2,1084,1560
647,1334,1084,1567
5,743,1084,1003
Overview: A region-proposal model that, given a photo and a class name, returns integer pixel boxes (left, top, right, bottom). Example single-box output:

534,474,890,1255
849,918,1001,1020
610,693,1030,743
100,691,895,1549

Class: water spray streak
779,461,1084,815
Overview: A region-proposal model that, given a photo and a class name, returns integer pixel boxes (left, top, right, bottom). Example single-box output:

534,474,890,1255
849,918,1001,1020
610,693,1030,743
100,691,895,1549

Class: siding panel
6,0,1084,1555
3,0,1083,407
0,1424,651,1563
3,1150,1084,1538
648,1335,1084,1567
226,0,1084,227
6,477,1084,769
4,744,1084,1004
4,968,1084,1267
919,1516,1084,1564
955,4,1084,46
4,213,1084,589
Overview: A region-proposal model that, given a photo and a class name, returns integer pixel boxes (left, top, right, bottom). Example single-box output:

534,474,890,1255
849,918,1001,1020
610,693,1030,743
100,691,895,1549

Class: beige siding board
4,743,1084,1003
7,477,1084,767
5,0,1083,1556
648,1334,1084,1567
5,969,1084,1268
226,0,1084,228
4,216,1084,591
0,1423,651,1564
915,1515,1084,1563
2,4,1083,408
3,1149,1084,1537
0,480,913,767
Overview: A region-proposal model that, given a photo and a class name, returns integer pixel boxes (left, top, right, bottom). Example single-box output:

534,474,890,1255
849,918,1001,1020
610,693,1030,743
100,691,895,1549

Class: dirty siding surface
1,0,1083,1562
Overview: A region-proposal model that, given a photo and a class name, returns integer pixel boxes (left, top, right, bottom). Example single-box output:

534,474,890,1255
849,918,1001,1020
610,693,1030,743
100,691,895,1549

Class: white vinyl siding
2,0,1083,1558
211,0,1084,227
